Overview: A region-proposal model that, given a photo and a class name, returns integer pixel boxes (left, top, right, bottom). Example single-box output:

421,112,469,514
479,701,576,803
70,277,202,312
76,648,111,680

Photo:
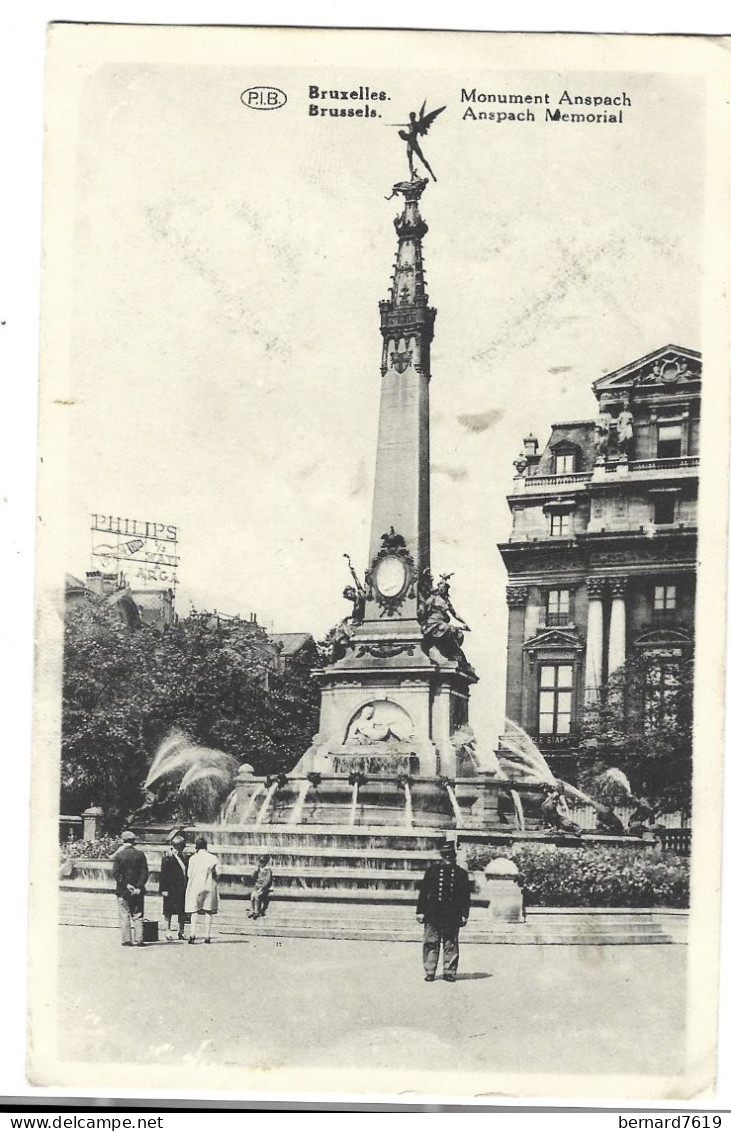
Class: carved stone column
584,578,605,706
607,576,628,677
505,586,529,726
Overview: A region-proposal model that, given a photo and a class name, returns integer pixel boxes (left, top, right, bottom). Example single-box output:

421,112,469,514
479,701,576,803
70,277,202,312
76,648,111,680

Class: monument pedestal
296,618,474,781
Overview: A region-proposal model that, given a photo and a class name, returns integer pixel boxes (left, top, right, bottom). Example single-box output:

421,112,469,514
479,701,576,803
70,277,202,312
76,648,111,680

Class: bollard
483,857,525,923
82,805,104,841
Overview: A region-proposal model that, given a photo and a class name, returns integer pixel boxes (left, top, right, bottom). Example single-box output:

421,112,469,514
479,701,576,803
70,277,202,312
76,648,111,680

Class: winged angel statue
395,102,446,181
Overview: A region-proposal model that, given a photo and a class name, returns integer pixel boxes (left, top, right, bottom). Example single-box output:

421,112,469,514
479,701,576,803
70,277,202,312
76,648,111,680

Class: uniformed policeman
416,840,471,982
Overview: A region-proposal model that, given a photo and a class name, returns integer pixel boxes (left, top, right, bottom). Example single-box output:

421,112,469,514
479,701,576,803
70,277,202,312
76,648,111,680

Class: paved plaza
57,925,686,1079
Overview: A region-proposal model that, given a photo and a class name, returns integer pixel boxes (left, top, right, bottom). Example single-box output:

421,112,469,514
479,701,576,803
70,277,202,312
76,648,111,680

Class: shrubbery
62,603,321,825
466,843,689,908
60,836,123,861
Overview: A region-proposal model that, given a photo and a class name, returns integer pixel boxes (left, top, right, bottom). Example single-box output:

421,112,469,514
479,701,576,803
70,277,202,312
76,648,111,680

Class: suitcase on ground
142,919,159,942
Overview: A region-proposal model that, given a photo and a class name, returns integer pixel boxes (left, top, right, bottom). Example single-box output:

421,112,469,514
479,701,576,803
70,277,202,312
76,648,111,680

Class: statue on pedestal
616,401,634,458
343,553,367,621
420,573,474,674
326,554,367,662
595,411,611,460
393,102,446,182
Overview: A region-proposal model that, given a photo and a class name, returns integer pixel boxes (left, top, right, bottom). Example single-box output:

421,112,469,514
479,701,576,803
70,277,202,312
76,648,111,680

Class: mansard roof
532,421,595,475
592,345,701,396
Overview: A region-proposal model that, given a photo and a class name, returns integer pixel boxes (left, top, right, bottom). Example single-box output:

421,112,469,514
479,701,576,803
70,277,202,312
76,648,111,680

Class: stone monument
299,170,477,784
231,106,502,827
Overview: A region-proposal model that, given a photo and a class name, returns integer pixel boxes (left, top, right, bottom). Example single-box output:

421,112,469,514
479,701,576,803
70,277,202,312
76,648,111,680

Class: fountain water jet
255,782,278,825
444,782,462,827
510,789,526,832
402,781,413,828
243,782,264,823
349,782,359,826
220,790,237,823
143,730,238,822
289,780,311,826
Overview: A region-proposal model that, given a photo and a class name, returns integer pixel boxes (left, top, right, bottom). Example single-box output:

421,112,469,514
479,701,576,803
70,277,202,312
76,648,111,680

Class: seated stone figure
346,701,414,745
420,576,474,676
541,785,581,835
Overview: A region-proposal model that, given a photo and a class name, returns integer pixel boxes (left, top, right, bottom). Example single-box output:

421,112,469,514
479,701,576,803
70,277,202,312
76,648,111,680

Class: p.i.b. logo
241,86,287,111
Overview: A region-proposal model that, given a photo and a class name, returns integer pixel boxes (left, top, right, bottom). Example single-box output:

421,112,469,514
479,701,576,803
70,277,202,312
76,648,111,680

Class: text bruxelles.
461,87,632,124
308,84,388,118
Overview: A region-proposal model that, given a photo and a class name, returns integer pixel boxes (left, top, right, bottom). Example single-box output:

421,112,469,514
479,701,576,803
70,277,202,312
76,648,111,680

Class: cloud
432,464,469,481
456,409,504,434
349,457,368,497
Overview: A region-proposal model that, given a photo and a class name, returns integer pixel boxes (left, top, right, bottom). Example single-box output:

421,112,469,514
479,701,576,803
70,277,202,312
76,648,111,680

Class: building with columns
499,345,700,781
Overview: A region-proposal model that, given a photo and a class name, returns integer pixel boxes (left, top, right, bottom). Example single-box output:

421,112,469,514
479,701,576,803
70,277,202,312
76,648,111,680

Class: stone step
69,862,437,880
58,892,683,944
60,893,668,929
60,897,664,927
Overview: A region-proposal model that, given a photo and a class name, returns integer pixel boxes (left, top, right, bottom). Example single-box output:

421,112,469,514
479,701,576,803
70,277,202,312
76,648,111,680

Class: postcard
29,24,731,1101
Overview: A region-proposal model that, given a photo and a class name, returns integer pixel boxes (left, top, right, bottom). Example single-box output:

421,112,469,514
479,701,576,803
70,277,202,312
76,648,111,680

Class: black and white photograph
25,23,731,1102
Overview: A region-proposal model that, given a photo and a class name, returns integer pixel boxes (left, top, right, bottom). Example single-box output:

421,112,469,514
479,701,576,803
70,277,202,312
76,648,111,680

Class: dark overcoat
416,861,471,927
159,850,188,917
111,845,149,904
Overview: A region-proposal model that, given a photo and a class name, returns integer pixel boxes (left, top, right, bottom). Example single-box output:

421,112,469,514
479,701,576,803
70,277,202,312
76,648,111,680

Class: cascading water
349,782,359,826
138,719,624,836
510,789,526,831
289,780,311,825
255,782,279,825
243,782,264,822
402,781,413,828
444,783,462,826
220,790,237,823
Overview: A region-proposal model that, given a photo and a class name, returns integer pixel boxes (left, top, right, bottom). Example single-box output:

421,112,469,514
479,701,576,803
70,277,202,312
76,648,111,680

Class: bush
466,843,689,908
60,836,123,862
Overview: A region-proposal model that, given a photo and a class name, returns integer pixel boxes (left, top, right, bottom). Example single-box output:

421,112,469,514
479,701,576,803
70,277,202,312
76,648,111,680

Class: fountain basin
229,773,508,828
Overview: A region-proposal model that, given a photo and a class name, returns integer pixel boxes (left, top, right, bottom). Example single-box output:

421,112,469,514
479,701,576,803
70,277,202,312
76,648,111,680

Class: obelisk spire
365,176,435,624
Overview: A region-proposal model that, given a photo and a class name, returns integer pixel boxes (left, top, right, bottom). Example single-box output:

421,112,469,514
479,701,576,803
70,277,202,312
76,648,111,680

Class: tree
61,601,321,828
575,650,693,815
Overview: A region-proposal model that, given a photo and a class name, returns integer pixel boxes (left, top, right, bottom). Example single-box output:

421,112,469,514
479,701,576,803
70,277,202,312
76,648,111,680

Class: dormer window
555,452,575,475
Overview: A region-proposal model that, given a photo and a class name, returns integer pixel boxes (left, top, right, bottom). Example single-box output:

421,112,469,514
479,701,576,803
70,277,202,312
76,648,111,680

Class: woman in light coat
184,836,219,944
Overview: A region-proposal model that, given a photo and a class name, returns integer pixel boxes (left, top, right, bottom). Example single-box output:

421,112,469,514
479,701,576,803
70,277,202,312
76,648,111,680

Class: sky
43,27,703,746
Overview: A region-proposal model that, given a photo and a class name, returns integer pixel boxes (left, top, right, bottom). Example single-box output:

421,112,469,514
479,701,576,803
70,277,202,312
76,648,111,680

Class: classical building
499,345,700,780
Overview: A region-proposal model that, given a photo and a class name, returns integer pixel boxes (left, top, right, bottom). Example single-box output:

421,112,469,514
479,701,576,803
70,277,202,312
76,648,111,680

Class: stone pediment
593,345,701,394
523,627,583,652
633,627,693,648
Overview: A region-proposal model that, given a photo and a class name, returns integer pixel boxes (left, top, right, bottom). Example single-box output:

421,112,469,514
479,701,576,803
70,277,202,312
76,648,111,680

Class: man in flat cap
416,839,471,982
111,830,149,947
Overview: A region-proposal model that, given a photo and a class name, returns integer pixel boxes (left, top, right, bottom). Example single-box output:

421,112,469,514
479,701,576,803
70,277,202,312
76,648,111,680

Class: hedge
466,843,689,908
